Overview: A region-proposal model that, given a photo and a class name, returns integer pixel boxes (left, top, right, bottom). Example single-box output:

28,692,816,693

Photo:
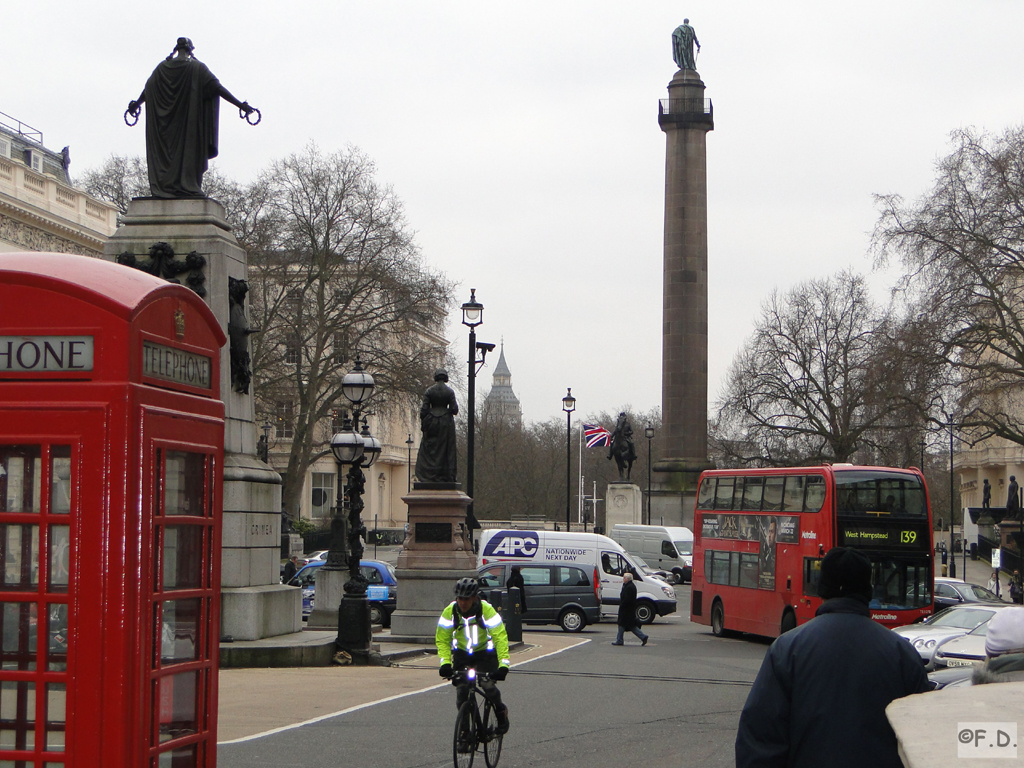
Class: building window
0,137,10,159
285,335,300,366
24,149,43,173
276,401,293,439
311,473,335,520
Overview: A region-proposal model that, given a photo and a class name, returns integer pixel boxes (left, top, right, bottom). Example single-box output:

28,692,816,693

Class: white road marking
218,638,591,745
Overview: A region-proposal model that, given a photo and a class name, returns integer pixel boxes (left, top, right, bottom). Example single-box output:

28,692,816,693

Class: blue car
288,559,398,627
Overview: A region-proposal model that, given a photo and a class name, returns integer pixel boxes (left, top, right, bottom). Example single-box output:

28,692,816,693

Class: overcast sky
8,2,1024,425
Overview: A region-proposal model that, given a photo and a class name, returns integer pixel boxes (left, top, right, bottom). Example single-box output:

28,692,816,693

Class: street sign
992,548,1002,568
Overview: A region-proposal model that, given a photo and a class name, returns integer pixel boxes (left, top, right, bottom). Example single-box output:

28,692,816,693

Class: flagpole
577,423,584,527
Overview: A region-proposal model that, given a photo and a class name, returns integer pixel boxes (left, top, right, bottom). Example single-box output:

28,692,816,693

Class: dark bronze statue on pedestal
414,369,459,484
125,37,260,198
608,412,637,482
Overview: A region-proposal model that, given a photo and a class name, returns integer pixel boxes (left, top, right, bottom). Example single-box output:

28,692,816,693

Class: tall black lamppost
461,289,493,529
327,359,381,662
948,420,957,580
562,388,576,529
645,425,655,525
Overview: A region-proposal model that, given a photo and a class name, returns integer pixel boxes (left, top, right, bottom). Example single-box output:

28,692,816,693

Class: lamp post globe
562,388,576,530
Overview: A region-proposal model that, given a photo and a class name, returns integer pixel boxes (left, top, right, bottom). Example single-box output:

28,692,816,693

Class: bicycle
450,668,503,768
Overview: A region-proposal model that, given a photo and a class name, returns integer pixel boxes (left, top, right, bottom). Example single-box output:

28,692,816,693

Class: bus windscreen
833,470,927,519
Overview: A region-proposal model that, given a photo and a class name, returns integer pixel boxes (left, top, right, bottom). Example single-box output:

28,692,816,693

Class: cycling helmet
454,577,480,598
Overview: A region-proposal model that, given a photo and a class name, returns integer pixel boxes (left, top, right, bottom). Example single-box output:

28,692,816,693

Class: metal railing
658,98,713,118
0,110,43,144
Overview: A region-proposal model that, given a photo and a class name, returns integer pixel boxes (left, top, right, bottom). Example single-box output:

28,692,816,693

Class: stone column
104,198,301,640
388,485,477,642
652,69,715,531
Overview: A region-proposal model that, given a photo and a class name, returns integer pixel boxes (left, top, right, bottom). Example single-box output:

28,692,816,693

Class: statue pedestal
603,483,644,531
104,198,298,640
389,485,477,641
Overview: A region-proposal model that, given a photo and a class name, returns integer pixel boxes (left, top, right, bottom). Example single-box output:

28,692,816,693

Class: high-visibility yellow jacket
435,599,511,669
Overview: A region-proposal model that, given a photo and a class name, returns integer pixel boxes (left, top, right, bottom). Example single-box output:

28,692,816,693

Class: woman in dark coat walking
612,572,648,646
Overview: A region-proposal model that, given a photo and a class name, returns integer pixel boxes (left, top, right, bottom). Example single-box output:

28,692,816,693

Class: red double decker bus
691,464,933,639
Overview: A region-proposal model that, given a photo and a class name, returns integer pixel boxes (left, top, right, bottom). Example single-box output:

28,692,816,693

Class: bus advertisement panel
691,465,933,639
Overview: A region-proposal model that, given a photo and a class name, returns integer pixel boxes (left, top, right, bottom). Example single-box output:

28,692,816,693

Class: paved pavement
217,630,586,743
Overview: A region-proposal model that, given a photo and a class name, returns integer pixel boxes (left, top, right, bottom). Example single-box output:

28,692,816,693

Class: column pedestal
104,198,299,640
389,485,477,641
603,483,643,531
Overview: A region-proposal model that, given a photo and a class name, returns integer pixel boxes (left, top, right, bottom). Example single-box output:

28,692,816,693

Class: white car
930,604,1019,669
893,604,1005,668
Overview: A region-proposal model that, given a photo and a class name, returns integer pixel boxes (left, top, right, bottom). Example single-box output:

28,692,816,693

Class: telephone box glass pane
0,525,39,590
0,603,35,670
48,526,70,593
162,527,203,590
0,446,41,513
160,599,200,664
156,671,198,743
164,453,206,517
50,447,71,515
44,683,65,751
0,680,35,749
46,604,68,671
156,744,197,767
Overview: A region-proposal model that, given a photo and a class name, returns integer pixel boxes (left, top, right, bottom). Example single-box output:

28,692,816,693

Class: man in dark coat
612,572,648,646
735,547,928,768
128,37,256,198
506,566,528,614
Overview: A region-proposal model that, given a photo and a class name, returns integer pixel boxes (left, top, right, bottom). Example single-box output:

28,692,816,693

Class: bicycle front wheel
453,700,477,768
482,701,503,768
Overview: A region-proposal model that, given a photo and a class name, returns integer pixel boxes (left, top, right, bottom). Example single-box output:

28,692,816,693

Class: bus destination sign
0,336,94,373
838,524,927,549
142,341,212,390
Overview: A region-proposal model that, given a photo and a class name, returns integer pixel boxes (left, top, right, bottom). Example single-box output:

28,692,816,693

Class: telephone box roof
0,252,225,344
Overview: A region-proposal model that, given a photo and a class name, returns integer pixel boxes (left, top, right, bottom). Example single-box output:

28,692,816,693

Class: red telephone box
0,252,226,767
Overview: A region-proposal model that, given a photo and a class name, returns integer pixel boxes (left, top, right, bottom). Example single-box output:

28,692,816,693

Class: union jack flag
583,423,612,448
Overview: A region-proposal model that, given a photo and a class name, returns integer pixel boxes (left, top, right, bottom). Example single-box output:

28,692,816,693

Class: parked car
477,562,601,632
933,577,1003,611
893,604,1005,668
288,559,397,627
303,550,329,563
930,604,1019,670
927,665,974,690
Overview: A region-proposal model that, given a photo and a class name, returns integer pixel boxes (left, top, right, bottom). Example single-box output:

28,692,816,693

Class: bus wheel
780,610,797,635
711,601,726,637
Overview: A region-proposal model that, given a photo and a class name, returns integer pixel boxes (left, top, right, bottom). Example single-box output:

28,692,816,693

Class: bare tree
875,126,1024,448
243,144,454,519
713,271,903,465
76,154,148,220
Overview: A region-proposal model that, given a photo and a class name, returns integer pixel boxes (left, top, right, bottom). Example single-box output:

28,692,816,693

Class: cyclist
436,577,511,734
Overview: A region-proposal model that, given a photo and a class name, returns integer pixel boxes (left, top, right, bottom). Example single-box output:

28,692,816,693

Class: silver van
477,562,601,632
610,524,694,584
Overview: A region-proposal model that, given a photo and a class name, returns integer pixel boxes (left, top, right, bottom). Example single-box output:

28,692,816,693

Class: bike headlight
467,668,476,681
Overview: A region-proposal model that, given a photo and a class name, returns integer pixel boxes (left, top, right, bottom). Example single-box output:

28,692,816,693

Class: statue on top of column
125,37,260,199
672,19,701,71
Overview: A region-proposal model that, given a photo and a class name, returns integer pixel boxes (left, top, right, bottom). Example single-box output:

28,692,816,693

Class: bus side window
804,477,825,512
697,477,716,510
715,477,736,510
803,558,822,597
742,477,764,511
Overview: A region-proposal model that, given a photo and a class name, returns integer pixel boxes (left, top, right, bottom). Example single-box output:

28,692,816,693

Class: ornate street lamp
326,358,379,662
645,425,655,525
461,289,493,530
405,433,414,493
562,388,576,529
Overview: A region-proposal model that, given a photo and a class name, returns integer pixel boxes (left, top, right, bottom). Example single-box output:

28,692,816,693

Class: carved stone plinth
104,198,297,641
389,486,477,641
603,483,644,530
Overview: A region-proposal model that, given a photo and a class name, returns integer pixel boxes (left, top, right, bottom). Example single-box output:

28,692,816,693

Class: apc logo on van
483,531,538,558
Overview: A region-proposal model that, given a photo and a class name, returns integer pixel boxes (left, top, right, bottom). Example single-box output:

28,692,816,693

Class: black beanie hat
818,547,872,602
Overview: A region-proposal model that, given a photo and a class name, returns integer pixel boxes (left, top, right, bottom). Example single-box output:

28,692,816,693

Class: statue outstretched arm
216,84,256,115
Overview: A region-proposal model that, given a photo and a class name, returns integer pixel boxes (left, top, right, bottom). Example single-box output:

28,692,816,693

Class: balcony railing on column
657,98,714,127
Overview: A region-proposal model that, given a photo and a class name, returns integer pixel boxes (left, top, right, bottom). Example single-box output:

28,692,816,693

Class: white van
478,529,677,625
609,525,694,584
